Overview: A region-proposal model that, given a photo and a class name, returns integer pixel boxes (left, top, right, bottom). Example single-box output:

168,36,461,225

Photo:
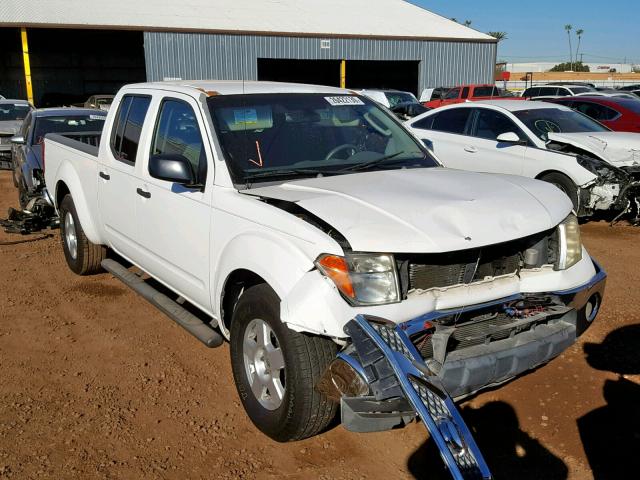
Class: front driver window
473,109,521,141
151,99,207,184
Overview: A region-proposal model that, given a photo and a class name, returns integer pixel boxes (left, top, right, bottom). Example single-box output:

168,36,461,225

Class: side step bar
345,315,492,480
101,259,224,348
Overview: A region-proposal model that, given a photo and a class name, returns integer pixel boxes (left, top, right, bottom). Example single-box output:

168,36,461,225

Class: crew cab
44,81,605,448
423,84,518,109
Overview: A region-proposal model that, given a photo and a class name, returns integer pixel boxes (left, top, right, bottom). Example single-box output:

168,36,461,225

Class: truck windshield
33,115,106,143
384,91,418,107
208,93,436,184
513,108,610,141
0,103,31,121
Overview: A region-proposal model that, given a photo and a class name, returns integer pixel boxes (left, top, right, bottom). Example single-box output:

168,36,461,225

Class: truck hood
242,168,572,253
0,120,23,136
547,132,640,168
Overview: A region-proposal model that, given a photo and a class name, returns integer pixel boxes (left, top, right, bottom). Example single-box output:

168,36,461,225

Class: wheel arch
53,168,102,245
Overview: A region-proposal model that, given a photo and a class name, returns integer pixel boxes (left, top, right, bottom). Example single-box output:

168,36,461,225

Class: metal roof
0,0,494,42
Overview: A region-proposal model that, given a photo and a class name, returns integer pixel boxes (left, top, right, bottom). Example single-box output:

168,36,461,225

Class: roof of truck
127,80,353,96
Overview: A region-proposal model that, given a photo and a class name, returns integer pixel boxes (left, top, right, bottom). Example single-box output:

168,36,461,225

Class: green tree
550,61,590,72
575,29,584,66
564,24,573,69
488,32,508,42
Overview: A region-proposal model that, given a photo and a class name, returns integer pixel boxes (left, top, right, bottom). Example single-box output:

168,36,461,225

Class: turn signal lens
315,253,401,305
316,255,355,299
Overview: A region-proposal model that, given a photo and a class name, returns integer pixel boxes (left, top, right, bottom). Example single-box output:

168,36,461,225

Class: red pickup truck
423,84,522,109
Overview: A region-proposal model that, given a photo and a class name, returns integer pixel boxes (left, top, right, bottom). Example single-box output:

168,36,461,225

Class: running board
101,259,223,348
345,315,492,480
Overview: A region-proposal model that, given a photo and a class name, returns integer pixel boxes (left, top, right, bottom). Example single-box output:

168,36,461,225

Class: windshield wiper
337,151,407,172
243,168,328,181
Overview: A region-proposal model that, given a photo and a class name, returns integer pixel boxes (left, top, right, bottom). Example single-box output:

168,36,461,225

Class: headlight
315,253,400,306
556,214,582,270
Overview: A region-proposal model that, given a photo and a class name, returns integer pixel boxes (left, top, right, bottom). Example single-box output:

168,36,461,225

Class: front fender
54,161,102,245
212,229,315,332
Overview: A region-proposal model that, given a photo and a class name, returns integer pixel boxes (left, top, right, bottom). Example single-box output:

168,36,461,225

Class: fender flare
54,163,102,245
213,230,315,333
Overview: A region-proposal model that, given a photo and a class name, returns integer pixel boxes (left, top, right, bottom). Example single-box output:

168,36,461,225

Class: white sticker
90,114,106,120
324,96,365,106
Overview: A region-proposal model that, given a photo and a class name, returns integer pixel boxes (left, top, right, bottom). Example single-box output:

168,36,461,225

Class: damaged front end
317,261,605,478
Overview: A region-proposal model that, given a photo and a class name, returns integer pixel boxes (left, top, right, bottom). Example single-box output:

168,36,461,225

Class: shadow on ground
407,400,568,479
578,324,640,479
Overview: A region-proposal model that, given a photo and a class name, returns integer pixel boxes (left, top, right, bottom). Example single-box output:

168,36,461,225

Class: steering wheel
324,144,358,161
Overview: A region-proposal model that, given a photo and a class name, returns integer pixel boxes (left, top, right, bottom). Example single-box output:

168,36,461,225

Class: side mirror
496,132,521,143
148,154,196,185
10,135,25,145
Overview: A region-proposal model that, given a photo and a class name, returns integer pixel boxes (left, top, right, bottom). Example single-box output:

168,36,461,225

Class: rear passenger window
573,102,619,121
431,109,473,135
150,99,207,183
111,95,151,164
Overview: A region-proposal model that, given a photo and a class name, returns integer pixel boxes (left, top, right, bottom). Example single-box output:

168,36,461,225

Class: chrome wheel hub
243,318,285,410
64,212,78,260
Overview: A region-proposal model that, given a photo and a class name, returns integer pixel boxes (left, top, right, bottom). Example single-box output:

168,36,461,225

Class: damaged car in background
0,99,33,170
44,81,607,479
406,100,640,223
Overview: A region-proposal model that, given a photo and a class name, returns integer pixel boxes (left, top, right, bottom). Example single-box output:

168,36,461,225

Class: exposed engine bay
547,141,640,223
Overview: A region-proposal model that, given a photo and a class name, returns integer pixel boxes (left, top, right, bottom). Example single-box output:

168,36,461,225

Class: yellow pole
340,59,346,88
21,27,34,105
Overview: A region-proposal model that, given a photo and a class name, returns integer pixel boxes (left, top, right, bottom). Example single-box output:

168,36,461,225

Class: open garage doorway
0,28,25,101
346,60,420,96
25,28,146,107
258,59,341,87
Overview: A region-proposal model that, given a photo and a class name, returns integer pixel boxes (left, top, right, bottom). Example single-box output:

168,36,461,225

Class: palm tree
575,29,584,68
488,32,508,43
464,20,473,27
564,24,573,70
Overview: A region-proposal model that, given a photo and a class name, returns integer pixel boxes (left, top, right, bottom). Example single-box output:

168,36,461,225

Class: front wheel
230,284,338,442
539,172,579,211
58,194,106,275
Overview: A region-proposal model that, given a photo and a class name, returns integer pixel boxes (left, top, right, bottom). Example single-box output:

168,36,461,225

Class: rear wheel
539,172,579,211
58,194,106,275
230,283,338,442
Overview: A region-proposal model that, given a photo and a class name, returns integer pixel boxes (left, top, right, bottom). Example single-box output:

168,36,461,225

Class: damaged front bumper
320,259,606,436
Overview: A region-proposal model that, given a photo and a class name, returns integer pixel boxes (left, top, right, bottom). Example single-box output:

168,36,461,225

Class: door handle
99,171,110,180
136,188,151,199
464,146,478,153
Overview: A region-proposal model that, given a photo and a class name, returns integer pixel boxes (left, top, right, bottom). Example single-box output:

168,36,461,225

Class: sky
410,0,640,65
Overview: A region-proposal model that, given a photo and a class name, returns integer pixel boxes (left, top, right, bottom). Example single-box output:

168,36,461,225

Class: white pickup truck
44,81,605,455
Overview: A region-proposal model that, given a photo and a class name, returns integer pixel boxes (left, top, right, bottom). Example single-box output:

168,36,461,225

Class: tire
58,194,106,275
230,284,338,442
539,172,579,211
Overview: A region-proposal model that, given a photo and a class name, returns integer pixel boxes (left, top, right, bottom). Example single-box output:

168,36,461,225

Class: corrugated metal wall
144,31,496,92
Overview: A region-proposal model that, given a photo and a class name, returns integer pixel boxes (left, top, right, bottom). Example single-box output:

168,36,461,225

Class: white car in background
406,100,640,220
356,89,419,108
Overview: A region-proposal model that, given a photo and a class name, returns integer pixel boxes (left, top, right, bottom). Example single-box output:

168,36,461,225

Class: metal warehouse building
0,0,496,106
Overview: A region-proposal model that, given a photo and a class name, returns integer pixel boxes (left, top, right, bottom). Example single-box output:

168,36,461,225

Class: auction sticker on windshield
325,96,365,106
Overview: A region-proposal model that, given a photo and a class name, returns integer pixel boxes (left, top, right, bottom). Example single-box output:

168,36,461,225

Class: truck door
134,95,213,312
98,94,152,261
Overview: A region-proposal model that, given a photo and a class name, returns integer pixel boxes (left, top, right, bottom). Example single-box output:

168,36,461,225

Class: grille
402,230,554,292
410,378,484,478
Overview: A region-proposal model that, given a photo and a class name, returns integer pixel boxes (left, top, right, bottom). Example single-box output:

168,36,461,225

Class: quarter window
151,99,207,183
111,95,151,164
572,102,619,121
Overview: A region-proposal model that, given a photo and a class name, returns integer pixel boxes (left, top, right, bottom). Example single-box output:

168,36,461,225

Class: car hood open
547,132,640,168
242,168,572,253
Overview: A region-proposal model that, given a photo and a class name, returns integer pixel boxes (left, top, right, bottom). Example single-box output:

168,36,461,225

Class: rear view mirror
10,135,25,145
148,154,196,185
496,132,521,143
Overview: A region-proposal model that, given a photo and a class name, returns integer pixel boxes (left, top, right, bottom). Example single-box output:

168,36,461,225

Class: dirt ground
0,169,638,480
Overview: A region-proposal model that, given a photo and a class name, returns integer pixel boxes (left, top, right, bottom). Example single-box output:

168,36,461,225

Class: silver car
0,99,33,170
